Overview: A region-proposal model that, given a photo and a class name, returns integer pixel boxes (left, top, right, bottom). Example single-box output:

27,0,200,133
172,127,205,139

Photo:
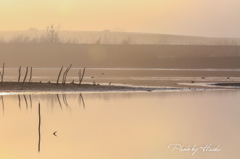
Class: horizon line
0,29,240,39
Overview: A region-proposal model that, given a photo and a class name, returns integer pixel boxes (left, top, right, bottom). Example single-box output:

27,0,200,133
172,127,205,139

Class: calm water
0,90,240,159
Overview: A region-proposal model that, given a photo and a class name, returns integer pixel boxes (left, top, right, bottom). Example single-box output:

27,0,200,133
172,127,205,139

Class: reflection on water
1,96,4,115
0,91,240,159
38,103,41,153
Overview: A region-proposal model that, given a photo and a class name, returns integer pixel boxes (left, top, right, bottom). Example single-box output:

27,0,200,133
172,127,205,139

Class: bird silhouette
53,131,57,136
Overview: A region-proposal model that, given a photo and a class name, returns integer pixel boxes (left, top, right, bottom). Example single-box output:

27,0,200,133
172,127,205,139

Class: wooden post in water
78,70,81,84
38,103,41,153
62,64,72,85
65,64,72,83
79,67,86,85
62,69,67,85
23,67,28,84
1,63,4,83
29,67,32,83
18,66,21,83
56,66,63,85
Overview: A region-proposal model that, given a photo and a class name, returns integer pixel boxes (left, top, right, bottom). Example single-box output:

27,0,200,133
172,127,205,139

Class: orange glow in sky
0,0,240,37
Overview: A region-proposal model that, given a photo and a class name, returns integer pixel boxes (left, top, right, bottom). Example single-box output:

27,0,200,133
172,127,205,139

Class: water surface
0,90,239,159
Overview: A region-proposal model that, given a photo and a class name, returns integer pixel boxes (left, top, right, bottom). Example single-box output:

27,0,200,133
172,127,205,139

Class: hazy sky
1,0,240,37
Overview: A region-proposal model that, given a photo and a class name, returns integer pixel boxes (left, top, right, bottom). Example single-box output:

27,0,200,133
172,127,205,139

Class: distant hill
0,30,240,45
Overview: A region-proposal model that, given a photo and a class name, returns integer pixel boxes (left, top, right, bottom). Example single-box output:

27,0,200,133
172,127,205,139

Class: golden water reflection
0,91,240,159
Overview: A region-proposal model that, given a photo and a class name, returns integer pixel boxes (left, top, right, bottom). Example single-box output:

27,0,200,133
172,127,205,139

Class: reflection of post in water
18,95,21,109
63,94,72,111
56,94,62,109
18,95,32,110
62,94,68,107
38,103,41,153
78,94,85,110
23,95,28,109
1,96,4,115
29,95,32,109
78,94,81,106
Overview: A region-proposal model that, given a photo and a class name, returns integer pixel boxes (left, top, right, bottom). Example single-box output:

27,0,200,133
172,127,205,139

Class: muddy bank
0,82,183,93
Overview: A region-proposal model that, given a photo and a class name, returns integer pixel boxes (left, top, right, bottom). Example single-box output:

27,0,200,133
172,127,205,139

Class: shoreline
212,83,240,87
0,82,239,95
0,82,182,93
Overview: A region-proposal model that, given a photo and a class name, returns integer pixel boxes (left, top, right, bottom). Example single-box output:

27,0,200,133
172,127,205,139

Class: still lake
0,90,239,159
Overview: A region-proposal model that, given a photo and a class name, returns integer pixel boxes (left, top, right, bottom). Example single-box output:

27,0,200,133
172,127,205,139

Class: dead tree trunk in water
1,63,4,83
29,67,32,83
56,66,63,85
18,66,21,83
23,67,28,84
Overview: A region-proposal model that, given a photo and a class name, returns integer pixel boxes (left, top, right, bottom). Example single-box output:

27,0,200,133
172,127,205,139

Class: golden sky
0,0,240,37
